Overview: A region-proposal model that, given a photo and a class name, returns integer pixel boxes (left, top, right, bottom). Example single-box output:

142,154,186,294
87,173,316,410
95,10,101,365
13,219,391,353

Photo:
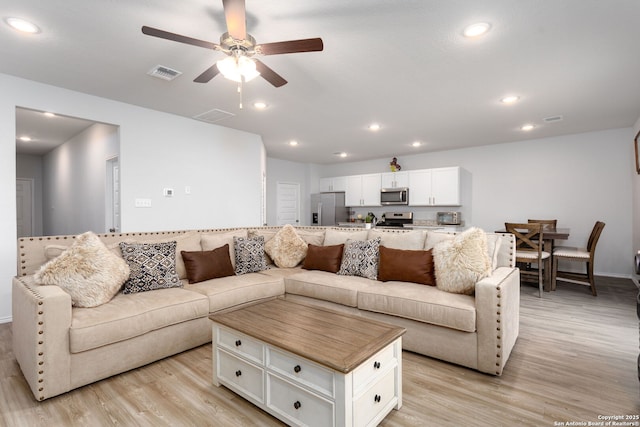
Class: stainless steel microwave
437,211,462,225
380,187,409,205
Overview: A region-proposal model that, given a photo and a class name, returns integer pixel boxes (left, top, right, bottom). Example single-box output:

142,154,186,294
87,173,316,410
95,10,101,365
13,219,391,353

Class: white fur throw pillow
34,231,130,307
265,224,308,268
432,227,491,295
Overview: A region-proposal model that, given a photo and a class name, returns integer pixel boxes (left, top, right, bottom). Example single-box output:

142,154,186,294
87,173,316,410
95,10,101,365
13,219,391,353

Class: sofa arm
475,267,520,375
12,275,72,400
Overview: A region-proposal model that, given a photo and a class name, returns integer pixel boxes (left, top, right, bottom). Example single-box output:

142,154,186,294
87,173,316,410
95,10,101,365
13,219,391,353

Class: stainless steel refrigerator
310,192,348,226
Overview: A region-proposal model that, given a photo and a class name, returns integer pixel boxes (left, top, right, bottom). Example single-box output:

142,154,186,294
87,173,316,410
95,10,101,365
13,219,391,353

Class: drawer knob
373,361,381,369
235,340,242,347
374,394,381,403
293,401,302,410
235,370,242,377
293,365,302,373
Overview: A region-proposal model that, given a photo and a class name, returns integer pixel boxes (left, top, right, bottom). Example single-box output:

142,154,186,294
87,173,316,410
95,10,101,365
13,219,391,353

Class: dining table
495,227,570,291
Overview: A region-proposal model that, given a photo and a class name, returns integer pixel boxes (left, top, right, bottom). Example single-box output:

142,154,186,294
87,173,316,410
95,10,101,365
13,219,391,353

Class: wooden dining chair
528,219,558,252
528,219,557,230
505,222,551,298
551,221,605,296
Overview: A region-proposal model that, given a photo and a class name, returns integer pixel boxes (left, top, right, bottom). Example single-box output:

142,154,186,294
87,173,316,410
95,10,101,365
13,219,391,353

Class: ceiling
4,0,640,163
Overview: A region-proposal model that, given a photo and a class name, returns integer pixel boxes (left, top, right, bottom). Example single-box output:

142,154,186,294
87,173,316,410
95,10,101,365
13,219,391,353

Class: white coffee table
210,298,406,427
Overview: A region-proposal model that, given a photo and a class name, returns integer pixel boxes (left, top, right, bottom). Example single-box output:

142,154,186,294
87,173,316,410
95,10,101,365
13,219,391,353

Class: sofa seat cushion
285,270,377,307
69,288,209,353
357,282,476,332
186,273,284,313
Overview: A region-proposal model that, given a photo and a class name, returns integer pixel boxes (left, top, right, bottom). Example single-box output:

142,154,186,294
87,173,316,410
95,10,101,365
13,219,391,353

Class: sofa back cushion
367,229,426,250
323,228,368,246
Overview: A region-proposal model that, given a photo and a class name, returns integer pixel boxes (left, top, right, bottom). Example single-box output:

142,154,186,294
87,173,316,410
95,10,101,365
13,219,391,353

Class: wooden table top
209,298,406,373
496,227,570,240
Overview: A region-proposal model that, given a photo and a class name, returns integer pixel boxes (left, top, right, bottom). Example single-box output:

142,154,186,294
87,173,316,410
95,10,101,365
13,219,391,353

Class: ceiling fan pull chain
238,79,244,109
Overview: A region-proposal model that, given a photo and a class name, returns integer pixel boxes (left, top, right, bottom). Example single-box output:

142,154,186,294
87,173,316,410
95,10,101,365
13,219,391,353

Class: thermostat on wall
163,188,174,197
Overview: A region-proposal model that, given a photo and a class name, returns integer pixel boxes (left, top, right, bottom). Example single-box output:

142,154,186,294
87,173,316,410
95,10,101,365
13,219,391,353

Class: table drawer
353,367,397,427
267,373,334,427
267,347,335,398
217,349,264,404
352,342,396,392
217,326,264,364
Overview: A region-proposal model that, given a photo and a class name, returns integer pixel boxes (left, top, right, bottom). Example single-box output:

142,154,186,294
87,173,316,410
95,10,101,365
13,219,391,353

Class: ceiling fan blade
222,0,247,40
142,26,220,50
255,60,287,87
257,38,324,55
194,64,220,83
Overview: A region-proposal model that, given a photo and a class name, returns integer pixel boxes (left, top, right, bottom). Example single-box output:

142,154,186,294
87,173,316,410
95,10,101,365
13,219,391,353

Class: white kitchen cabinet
319,176,347,192
345,174,381,207
381,171,408,189
408,167,460,206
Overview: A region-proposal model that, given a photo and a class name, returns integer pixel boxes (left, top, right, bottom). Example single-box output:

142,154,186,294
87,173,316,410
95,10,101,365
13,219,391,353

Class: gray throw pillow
337,237,381,280
233,236,268,275
120,241,181,293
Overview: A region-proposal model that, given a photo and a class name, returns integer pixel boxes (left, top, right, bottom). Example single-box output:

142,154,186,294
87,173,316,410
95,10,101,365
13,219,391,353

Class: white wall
0,73,266,323
314,127,634,278
265,157,318,226
42,123,119,235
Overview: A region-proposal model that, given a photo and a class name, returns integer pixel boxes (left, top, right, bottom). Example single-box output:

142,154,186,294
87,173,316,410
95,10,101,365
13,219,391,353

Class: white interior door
106,157,121,232
276,182,300,226
16,178,34,237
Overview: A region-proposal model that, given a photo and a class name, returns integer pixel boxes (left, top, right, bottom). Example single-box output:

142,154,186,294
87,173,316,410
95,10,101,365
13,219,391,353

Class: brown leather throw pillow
181,244,235,284
302,243,344,273
378,245,436,286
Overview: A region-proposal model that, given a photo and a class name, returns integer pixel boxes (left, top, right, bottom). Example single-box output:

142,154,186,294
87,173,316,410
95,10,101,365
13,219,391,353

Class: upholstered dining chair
505,222,550,298
551,221,605,296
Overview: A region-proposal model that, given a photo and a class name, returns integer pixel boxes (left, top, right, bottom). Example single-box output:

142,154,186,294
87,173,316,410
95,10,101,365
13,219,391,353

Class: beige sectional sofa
12,226,519,401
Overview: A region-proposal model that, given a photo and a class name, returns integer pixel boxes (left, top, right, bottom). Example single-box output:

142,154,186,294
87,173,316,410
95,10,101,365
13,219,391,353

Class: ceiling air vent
543,115,564,123
193,108,236,124
147,65,182,81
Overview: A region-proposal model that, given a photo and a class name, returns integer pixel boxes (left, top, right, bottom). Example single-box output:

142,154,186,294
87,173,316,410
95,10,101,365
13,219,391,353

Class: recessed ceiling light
500,96,520,104
5,17,40,34
368,123,381,131
463,22,491,38
412,141,422,147
253,101,267,109
19,136,32,142
521,124,535,131
289,140,298,146
333,152,347,158
43,112,56,117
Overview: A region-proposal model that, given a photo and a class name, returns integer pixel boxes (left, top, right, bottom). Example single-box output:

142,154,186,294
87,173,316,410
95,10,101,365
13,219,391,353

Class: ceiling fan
141,0,324,88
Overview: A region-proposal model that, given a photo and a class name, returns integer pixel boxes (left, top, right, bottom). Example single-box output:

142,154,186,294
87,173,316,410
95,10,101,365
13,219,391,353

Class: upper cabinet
319,176,347,192
345,173,381,206
408,167,460,206
381,171,409,188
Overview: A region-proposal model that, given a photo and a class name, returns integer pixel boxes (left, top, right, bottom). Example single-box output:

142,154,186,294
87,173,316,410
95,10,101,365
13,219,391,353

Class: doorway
16,178,34,238
276,182,300,226
106,157,121,233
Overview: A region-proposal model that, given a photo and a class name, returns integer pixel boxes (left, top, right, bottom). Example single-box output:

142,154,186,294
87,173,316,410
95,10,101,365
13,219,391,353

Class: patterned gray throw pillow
233,236,268,275
337,237,381,280
119,241,181,294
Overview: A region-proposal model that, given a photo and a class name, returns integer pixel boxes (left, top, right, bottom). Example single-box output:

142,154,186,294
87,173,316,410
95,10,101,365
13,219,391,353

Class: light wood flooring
1,277,639,426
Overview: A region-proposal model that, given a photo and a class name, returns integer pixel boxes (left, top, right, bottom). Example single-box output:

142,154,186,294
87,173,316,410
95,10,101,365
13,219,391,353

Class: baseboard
0,316,12,324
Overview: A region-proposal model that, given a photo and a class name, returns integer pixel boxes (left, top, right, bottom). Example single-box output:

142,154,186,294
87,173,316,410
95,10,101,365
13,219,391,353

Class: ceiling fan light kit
141,0,323,91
